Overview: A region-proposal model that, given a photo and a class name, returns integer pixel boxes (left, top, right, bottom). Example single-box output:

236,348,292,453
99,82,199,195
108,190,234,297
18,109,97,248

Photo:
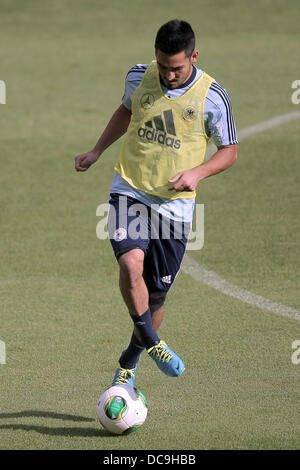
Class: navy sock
131,308,160,350
119,332,145,369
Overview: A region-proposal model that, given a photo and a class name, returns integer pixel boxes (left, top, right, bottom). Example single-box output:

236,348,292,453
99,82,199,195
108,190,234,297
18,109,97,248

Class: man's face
155,49,198,89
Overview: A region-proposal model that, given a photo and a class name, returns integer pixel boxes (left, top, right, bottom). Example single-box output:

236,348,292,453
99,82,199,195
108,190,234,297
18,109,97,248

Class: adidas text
138,127,181,149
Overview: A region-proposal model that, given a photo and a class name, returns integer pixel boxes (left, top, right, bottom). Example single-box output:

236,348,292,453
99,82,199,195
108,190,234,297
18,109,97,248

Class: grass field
0,0,300,450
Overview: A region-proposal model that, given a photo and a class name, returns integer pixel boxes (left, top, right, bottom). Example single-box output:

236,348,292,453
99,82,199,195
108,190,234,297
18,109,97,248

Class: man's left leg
118,301,166,372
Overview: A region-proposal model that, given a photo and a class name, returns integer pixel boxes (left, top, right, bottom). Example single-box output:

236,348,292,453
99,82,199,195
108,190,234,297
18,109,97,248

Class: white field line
183,111,300,321
182,257,300,321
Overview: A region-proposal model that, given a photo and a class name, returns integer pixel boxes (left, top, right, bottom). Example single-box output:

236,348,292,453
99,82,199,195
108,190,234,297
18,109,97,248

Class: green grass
0,0,299,450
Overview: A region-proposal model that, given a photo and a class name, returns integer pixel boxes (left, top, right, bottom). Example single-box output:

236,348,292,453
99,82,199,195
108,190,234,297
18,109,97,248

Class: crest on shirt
140,93,155,109
183,106,197,121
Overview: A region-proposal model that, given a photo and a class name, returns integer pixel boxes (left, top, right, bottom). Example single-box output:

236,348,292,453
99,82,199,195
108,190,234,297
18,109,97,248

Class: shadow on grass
0,410,94,422
0,423,114,437
0,410,117,438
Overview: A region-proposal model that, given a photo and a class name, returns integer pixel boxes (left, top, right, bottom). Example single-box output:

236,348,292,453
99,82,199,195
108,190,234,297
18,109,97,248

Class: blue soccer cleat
147,340,185,377
112,367,137,386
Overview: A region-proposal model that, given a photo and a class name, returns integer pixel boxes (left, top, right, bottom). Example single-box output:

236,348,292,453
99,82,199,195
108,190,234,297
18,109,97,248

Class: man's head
155,19,198,89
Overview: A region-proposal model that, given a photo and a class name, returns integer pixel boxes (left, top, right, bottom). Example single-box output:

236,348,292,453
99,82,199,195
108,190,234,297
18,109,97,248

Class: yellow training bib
115,61,214,199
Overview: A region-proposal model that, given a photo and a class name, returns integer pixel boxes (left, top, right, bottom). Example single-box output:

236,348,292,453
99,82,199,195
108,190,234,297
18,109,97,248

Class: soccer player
75,20,238,385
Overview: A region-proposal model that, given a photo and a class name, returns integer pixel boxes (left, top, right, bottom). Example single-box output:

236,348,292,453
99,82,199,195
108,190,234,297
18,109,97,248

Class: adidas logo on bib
138,109,181,149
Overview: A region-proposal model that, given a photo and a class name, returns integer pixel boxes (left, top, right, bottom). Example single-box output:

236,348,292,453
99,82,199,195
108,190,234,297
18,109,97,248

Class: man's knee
118,249,145,287
149,290,167,313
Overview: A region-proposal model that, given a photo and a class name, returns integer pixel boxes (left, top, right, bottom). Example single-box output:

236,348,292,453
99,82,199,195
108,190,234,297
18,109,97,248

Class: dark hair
155,19,195,57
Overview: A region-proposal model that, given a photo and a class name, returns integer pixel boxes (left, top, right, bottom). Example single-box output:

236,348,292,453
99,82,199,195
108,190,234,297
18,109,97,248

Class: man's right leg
115,248,184,380
118,248,161,348
107,194,153,384
118,249,149,317
112,248,162,385
108,194,184,383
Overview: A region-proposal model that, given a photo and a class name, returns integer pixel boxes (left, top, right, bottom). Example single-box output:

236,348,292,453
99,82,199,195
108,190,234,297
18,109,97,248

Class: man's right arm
74,104,131,172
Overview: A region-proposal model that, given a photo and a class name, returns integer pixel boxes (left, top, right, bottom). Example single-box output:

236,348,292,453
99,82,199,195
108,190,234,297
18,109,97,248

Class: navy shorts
107,193,188,294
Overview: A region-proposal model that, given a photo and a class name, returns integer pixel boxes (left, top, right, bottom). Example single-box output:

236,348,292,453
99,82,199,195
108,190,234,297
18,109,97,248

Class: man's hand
168,167,201,192
74,104,131,173
74,150,99,172
168,144,238,192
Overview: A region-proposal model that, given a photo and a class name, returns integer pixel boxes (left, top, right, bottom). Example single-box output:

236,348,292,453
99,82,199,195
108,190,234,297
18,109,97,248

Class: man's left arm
168,144,238,192
169,81,238,192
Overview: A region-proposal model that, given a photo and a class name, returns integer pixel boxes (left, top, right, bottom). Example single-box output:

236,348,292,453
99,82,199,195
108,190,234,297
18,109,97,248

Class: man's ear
191,50,199,64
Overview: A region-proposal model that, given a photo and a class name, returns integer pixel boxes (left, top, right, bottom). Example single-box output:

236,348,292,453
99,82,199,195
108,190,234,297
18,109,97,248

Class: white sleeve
122,64,149,110
204,82,238,146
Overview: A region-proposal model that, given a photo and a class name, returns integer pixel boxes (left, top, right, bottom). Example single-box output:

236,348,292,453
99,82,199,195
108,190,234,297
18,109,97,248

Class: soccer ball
97,384,148,435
